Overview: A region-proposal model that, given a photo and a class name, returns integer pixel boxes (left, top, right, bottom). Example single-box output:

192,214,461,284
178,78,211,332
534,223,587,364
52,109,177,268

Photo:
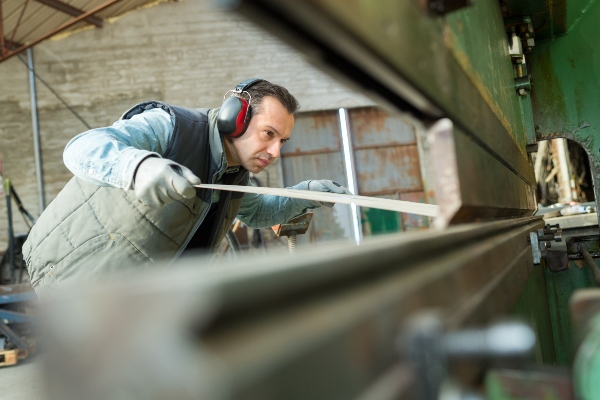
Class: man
23,79,350,297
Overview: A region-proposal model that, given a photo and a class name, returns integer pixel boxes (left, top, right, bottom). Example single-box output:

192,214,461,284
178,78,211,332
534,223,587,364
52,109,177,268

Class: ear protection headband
217,78,267,138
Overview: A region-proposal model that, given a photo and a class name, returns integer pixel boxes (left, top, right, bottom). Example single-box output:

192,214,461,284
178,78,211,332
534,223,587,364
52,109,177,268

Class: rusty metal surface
546,250,569,272
271,213,313,237
349,108,416,147
282,111,341,156
40,217,545,400
346,107,424,201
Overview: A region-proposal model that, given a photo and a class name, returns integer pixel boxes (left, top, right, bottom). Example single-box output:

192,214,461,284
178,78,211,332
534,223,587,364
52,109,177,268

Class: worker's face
224,96,294,174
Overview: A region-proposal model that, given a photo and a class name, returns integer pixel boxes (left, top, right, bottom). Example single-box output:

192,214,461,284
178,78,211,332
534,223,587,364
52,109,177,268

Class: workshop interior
2,0,600,399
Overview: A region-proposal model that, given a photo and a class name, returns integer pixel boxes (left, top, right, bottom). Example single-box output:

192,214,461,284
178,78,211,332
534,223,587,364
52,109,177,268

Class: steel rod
28,48,45,212
339,108,362,245
194,184,440,217
5,180,15,283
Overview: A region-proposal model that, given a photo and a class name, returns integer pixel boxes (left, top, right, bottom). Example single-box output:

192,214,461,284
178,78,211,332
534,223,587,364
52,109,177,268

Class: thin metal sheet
194,183,439,217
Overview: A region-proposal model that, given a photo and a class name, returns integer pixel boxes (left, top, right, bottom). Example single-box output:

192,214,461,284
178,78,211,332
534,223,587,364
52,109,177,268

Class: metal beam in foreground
41,217,544,400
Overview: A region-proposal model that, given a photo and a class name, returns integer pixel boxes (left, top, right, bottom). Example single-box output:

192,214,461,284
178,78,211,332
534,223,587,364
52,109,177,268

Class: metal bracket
271,213,313,254
505,16,535,96
529,224,562,264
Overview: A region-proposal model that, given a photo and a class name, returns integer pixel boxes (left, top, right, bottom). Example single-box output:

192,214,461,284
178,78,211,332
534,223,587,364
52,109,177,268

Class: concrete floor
0,352,45,400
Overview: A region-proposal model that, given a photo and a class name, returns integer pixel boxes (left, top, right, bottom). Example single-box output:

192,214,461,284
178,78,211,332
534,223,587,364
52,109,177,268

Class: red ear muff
217,96,250,137
217,78,267,138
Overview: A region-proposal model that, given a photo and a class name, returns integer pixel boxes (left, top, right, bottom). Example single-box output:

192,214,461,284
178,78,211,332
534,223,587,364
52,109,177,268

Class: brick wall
0,0,374,249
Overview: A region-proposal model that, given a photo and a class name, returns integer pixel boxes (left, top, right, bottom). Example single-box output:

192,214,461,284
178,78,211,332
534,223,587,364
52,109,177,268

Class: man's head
222,81,300,174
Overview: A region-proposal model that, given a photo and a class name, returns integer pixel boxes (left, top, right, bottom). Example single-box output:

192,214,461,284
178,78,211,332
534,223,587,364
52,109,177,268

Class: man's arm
236,180,351,228
63,108,172,189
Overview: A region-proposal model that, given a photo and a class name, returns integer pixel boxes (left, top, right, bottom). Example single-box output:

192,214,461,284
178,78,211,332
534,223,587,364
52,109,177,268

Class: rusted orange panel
283,111,341,155
354,145,423,195
349,108,416,147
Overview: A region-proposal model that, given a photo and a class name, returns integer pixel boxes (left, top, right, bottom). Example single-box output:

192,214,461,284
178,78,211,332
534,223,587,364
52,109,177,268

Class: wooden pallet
0,343,34,367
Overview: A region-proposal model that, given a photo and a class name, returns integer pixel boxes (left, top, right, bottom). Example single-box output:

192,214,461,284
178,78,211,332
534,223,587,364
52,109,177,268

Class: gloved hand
290,179,352,208
133,156,201,207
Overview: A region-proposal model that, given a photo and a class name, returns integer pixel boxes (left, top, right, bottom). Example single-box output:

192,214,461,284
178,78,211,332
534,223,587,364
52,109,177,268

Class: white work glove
290,179,352,208
133,156,201,208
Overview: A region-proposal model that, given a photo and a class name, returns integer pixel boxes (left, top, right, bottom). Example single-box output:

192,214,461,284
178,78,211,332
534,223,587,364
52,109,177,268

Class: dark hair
246,81,300,118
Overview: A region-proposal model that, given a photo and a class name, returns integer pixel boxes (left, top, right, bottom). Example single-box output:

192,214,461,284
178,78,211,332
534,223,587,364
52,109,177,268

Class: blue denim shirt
63,108,309,228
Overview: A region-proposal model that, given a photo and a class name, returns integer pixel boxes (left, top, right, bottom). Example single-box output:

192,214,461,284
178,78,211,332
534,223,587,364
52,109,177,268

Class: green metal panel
528,1,600,206
512,262,557,365
504,0,597,40
363,209,400,235
573,313,600,400
443,1,532,149
544,262,597,366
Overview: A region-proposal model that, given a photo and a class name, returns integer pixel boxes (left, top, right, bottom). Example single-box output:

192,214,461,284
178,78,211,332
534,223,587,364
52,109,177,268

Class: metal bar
34,0,104,28
0,320,28,350
8,0,31,50
42,217,545,400
339,108,362,244
27,48,45,212
0,291,37,305
0,309,37,324
5,180,15,284
194,183,440,217
0,0,123,63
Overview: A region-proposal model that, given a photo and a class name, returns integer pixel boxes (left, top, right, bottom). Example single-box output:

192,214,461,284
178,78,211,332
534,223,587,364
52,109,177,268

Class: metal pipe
28,48,46,213
578,245,600,286
5,180,15,283
339,108,362,245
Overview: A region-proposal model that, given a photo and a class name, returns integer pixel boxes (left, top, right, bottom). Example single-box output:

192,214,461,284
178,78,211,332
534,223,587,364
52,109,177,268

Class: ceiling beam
0,0,123,64
34,0,104,28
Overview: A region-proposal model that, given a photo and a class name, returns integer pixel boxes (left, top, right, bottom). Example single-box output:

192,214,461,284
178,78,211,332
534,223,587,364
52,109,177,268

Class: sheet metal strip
194,183,439,217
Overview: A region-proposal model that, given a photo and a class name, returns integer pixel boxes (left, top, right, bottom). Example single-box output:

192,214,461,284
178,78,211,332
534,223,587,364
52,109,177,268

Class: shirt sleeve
63,108,173,189
236,181,313,228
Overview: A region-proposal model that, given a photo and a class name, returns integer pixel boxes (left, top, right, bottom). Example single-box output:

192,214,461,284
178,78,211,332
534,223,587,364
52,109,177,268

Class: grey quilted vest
23,102,248,296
